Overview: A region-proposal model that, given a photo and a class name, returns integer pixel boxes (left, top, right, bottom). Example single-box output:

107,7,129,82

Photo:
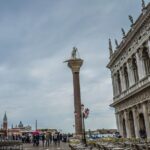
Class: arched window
124,65,129,89
142,47,150,75
139,113,147,138
132,55,139,83
129,111,135,138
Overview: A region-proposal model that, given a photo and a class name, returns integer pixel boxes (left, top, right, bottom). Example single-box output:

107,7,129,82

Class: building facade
107,2,150,139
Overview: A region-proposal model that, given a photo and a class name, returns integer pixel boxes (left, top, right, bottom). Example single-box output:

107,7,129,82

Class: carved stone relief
115,87,150,112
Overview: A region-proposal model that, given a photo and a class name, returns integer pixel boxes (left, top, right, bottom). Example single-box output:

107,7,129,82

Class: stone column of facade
148,101,150,129
120,68,126,91
111,74,116,97
148,38,150,57
132,106,140,138
115,113,120,132
124,110,131,138
114,74,119,96
118,112,124,136
117,71,122,94
142,102,150,139
67,58,83,135
147,101,150,141
136,48,146,79
127,59,135,87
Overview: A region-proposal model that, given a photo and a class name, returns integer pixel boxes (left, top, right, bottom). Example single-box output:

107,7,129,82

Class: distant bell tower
3,112,8,131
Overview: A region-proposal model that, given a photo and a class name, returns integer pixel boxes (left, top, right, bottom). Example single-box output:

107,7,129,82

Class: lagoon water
88,134,114,139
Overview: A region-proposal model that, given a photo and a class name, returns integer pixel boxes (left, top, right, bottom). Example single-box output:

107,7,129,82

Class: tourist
41,133,45,147
33,135,36,146
62,134,67,142
53,132,58,145
49,132,52,144
57,132,61,145
35,134,39,146
45,132,50,147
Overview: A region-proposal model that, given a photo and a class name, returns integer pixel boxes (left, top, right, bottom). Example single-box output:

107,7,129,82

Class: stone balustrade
114,75,150,102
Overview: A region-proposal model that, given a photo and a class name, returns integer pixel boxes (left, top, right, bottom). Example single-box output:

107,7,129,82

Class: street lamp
81,104,89,146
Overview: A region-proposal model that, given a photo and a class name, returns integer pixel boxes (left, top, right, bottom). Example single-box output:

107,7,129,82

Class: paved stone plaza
23,142,70,150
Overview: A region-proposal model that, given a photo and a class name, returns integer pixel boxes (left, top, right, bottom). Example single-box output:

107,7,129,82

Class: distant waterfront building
0,112,9,137
18,121,23,128
8,122,32,136
0,114,32,137
13,121,32,131
107,2,150,139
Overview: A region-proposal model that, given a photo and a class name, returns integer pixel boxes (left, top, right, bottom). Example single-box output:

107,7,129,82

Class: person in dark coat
33,135,36,146
35,134,40,146
53,132,58,145
41,134,45,147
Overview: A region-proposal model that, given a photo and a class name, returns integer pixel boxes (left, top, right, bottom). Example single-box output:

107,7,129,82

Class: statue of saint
71,47,78,59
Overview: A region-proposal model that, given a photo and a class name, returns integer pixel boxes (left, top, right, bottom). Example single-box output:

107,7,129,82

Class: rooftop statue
128,15,134,26
121,28,126,38
72,47,78,59
115,39,119,48
142,0,146,9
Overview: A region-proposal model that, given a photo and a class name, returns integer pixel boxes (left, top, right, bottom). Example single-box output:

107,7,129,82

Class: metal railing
0,140,23,150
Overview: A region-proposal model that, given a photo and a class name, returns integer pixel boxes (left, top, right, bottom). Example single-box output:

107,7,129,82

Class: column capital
127,58,133,69
137,48,143,60
120,67,124,75
124,109,129,117
142,101,150,138
67,59,83,73
132,105,138,110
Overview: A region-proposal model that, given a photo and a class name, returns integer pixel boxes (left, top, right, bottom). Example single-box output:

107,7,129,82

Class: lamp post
81,104,89,145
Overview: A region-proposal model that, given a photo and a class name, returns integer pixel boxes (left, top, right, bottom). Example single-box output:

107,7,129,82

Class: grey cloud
0,0,148,132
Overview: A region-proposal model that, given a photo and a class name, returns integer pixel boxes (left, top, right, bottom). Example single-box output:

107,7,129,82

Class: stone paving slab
23,142,70,150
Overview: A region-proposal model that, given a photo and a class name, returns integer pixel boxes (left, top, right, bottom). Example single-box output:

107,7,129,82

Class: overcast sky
0,0,149,132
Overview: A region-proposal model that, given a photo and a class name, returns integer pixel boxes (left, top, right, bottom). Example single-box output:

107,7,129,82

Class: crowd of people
32,132,68,147
0,131,70,147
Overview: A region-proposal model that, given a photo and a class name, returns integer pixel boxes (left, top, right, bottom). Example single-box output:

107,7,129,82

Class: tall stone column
65,48,83,135
116,112,124,136
132,107,140,138
136,50,146,79
112,74,117,97
114,73,120,96
120,68,126,91
124,110,131,138
127,59,135,87
142,103,150,139
111,73,116,97
147,38,150,57
115,113,120,131
147,101,150,131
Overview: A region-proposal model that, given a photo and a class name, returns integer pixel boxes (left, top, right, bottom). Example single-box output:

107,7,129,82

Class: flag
83,108,89,119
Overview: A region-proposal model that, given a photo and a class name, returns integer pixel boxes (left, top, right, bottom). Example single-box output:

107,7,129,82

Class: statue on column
71,47,78,59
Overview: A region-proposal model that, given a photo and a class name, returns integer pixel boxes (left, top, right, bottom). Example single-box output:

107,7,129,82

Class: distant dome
18,121,23,128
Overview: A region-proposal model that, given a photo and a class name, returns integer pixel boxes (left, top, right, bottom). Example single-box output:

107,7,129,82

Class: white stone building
107,1,150,139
